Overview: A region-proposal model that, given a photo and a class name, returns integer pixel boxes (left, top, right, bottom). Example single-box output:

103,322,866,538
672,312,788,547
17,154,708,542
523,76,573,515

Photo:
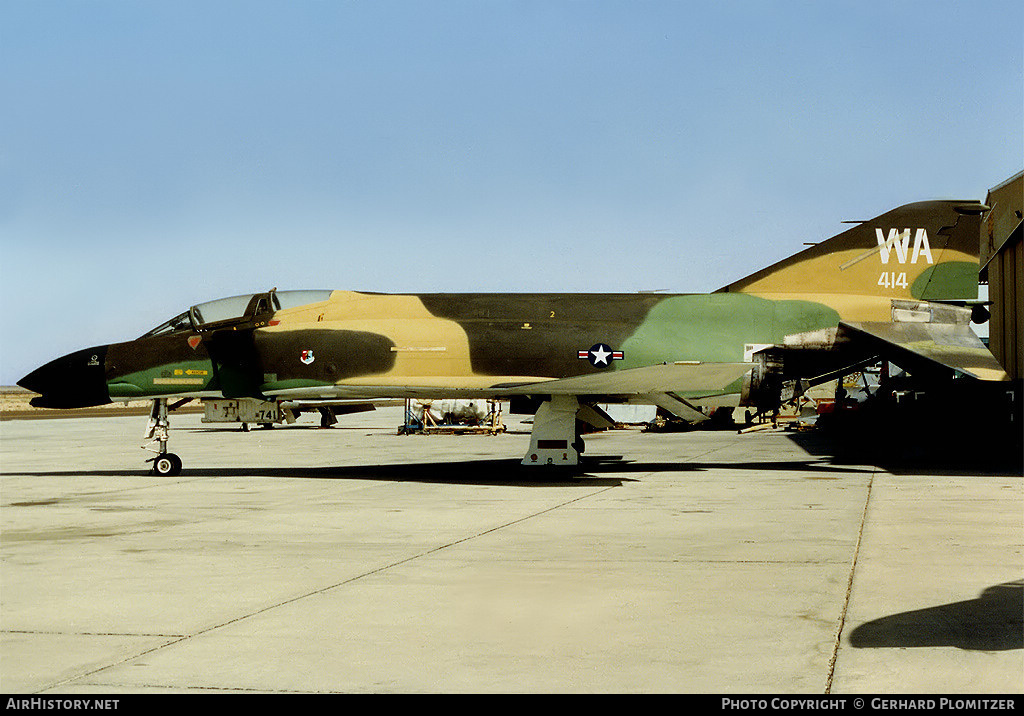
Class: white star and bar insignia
578,343,624,368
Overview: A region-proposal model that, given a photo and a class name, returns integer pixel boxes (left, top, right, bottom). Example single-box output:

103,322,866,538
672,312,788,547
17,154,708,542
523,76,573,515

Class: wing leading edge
265,361,752,403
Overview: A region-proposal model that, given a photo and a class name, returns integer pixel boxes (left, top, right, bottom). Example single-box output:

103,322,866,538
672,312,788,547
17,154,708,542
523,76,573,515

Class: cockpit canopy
141,289,333,338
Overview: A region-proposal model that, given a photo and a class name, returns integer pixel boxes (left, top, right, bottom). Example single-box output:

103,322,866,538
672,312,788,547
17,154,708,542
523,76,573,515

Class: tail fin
717,200,986,300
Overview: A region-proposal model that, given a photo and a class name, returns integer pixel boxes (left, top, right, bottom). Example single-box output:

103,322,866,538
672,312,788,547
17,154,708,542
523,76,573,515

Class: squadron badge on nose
300,349,315,365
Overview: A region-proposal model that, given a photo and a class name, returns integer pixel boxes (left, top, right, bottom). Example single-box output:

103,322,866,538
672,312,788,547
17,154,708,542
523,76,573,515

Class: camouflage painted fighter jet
19,198,1006,475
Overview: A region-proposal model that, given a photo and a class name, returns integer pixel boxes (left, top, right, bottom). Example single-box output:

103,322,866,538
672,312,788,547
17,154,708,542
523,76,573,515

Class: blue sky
2,1,1021,384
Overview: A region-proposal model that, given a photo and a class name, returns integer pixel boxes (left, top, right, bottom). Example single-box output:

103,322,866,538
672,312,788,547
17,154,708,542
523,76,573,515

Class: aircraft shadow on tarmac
849,580,1024,651
4,454,879,485
194,458,637,486
4,458,628,487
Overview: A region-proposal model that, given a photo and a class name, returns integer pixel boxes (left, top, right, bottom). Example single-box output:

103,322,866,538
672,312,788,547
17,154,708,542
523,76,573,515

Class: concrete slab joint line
34,485,618,693
826,470,875,694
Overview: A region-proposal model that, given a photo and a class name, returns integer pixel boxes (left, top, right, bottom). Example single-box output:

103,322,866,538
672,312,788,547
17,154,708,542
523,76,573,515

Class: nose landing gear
143,398,187,476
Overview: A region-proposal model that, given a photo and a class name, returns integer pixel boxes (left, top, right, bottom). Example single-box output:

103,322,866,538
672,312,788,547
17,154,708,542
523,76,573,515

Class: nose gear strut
142,398,191,476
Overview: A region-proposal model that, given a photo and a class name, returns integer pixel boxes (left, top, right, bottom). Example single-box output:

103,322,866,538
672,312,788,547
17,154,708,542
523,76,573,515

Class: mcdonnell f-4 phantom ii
19,197,1007,475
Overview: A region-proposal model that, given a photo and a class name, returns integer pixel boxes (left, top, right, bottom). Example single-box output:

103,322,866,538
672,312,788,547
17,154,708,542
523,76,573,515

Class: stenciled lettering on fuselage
875,227,933,290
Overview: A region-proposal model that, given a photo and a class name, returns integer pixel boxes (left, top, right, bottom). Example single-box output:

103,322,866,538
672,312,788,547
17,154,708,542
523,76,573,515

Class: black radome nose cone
18,346,112,408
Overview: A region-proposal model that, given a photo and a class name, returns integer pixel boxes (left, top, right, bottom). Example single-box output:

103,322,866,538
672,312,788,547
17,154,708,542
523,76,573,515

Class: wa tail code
875,227,934,265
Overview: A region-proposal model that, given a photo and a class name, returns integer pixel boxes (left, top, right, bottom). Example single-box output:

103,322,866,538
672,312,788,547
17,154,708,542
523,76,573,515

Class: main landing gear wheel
152,453,182,477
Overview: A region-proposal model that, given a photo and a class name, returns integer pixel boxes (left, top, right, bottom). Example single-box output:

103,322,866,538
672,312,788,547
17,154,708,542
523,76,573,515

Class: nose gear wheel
143,398,186,476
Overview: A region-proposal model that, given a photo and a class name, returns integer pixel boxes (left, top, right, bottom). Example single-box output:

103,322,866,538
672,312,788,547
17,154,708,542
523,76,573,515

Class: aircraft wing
490,361,751,397
839,320,1008,381
264,362,752,403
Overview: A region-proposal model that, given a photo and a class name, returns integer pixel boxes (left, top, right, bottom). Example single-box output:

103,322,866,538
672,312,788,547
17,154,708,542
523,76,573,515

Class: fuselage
20,289,887,408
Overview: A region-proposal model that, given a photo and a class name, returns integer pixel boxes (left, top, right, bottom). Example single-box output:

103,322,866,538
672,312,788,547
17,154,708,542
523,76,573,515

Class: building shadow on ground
787,419,1022,478
849,581,1023,651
